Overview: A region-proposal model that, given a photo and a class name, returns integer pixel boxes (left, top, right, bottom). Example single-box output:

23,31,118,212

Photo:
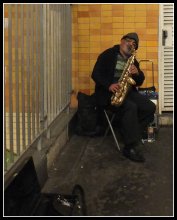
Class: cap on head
121,32,139,50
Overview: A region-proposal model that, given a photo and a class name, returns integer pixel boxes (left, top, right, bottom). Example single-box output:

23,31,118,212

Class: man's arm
91,53,112,90
130,59,145,86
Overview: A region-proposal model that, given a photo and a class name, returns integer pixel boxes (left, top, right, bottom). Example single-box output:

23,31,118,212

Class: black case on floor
4,157,62,216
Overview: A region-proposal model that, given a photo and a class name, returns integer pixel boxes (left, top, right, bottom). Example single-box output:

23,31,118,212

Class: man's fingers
111,87,117,93
109,83,120,92
113,88,117,93
113,85,119,92
130,64,138,74
115,84,120,90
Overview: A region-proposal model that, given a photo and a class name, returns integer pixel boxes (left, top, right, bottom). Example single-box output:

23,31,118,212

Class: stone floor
42,126,173,217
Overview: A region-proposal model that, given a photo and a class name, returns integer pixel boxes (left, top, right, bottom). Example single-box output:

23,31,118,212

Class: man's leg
126,90,156,137
118,101,141,146
109,100,145,162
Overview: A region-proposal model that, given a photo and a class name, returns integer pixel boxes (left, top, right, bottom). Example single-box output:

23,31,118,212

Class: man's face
120,38,137,56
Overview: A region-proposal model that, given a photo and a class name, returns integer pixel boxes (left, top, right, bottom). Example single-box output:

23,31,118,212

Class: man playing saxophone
91,33,156,162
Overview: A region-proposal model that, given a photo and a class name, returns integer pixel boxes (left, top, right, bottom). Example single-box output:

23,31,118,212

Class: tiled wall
72,4,159,104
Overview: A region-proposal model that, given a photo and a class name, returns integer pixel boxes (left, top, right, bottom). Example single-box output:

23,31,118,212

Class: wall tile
72,4,159,94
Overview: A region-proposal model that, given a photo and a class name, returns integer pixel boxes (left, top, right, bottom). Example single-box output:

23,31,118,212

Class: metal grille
161,4,174,111
4,4,72,171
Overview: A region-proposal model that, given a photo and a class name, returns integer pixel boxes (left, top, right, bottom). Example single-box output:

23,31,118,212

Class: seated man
91,32,156,162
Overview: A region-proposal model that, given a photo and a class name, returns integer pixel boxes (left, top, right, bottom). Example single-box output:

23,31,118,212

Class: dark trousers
103,89,156,146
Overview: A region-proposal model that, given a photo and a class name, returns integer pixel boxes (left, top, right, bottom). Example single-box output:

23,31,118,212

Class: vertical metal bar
35,4,39,134
68,5,72,104
63,5,65,108
65,5,67,106
66,5,71,103
43,4,47,128
33,5,36,134
54,7,57,116
55,7,58,115
31,4,35,139
52,6,54,121
8,5,14,163
53,5,55,118
58,5,62,112
4,108,7,170
52,6,55,118
59,5,62,111
63,4,67,107
48,5,51,124
61,5,64,109
4,5,7,170
48,5,51,123
56,5,58,113
49,5,52,122
46,5,48,124
51,5,54,120
66,5,68,104
66,5,68,105
46,4,49,126
68,4,71,105
15,4,20,156
40,4,44,130
21,4,26,150
26,5,31,145
65,5,68,105
4,80,7,170
67,5,70,105
64,5,67,105
55,6,58,114
57,5,59,113
67,5,71,105
46,4,48,127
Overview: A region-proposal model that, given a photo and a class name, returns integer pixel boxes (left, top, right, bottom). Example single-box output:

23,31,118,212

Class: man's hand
109,83,120,93
129,64,139,75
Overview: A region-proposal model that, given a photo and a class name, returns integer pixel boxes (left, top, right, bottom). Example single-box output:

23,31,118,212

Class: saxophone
111,48,136,107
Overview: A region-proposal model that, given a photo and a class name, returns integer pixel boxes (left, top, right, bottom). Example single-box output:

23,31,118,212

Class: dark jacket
91,44,145,107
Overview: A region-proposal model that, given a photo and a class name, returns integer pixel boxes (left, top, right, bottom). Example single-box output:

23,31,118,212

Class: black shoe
123,145,145,162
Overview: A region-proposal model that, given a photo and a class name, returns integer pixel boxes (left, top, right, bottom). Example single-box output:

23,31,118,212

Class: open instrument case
4,157,86,216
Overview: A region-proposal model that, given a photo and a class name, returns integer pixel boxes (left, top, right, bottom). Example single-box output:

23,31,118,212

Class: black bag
75,92,102,136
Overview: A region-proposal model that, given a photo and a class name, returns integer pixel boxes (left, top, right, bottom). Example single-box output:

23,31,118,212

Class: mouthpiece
127,46,135,54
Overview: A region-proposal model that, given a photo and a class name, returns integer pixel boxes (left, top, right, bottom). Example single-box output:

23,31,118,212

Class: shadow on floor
42,126,173,217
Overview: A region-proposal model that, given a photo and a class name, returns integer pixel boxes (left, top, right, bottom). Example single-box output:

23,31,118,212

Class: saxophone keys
127,77,136,85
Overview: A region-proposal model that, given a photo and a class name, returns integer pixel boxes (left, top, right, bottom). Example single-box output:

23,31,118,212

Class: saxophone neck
126,48,136,61
131,48,136,56
128,49,136,63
